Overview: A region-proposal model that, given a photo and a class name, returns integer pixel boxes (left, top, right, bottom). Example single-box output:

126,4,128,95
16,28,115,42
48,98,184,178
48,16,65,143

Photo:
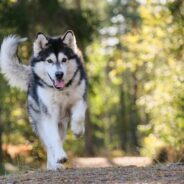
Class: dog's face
32,31,78,90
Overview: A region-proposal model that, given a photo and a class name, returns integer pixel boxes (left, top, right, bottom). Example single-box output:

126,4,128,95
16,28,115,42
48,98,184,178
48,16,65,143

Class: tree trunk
75,0,81,10
119,86,128,151
129,72,139,153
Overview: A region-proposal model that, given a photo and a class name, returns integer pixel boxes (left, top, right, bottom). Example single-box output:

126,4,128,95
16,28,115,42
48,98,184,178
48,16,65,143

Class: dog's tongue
55,80,65,89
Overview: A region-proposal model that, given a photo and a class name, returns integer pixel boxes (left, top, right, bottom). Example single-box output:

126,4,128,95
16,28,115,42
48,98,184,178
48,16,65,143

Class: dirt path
0,163,183,184
72,157,152,168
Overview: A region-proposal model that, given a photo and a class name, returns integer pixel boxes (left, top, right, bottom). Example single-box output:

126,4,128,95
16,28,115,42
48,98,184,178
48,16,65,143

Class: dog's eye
47,59,53,63
62,58,67,63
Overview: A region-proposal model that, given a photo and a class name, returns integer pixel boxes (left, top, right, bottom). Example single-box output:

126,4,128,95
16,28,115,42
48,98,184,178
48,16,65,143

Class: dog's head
31,30,79,90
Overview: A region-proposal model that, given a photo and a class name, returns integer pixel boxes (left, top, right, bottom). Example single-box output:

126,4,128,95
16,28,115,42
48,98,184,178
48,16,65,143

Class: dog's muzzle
48,73,65,90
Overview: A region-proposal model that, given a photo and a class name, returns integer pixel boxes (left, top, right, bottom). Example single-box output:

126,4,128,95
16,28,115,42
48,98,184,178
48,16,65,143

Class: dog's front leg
71,100,87,138
37,118,67,170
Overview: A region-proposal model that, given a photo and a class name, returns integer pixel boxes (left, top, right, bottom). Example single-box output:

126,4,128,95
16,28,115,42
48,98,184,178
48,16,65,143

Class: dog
0,30,87,170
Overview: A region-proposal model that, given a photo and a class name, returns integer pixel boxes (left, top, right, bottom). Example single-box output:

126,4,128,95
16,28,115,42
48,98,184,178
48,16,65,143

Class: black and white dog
0,31,87,170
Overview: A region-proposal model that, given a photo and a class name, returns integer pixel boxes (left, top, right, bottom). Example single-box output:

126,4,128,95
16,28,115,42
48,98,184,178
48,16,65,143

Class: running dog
0,31,87,170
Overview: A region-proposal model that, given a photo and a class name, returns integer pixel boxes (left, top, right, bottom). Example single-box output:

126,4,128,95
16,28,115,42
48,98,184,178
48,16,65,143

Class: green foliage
137,1,184,156
89,0,184,156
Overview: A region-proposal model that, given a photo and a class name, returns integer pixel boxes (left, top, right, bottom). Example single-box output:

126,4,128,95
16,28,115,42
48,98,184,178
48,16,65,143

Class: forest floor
0,157,184,184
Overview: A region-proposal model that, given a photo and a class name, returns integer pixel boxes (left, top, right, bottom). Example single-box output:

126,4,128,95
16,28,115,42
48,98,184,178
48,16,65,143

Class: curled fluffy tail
0,35,31,91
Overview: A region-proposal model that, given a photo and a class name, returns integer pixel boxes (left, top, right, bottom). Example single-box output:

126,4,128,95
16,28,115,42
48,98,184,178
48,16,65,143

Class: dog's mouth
54,80,65,89
48,74,65,90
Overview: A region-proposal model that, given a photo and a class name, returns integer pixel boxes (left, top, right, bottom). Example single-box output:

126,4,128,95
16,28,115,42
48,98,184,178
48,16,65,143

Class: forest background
0,0,183,174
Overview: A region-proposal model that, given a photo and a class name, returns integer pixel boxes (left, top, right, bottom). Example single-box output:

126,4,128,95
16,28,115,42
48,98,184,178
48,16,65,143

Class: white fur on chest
37,79,86,117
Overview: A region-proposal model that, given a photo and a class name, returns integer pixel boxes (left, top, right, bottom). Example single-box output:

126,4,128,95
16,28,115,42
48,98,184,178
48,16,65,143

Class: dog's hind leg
59,116,69,142
36,117,67,170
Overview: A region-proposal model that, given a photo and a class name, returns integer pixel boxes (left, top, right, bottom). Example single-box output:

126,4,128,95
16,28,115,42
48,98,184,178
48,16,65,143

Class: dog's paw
47,148,68,171
71,123,85,138
47,163,65,171
54,149,68,164
47,156,67,171
57,157,68,164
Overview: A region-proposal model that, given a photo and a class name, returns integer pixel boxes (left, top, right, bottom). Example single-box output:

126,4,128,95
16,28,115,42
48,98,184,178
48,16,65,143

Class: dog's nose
55,71,64,80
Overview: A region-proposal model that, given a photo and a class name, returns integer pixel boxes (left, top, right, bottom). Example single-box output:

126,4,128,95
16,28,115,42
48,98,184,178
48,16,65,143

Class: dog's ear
62,30,77,53
33,32,48,56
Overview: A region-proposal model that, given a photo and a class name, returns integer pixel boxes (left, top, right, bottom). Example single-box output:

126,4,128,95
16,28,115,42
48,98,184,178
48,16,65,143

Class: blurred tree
94,0,184,156
104,0,142,153
107,0,184,157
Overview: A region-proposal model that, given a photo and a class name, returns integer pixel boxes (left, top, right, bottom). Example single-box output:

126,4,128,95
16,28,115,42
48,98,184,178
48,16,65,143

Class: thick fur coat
0,31,87,170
